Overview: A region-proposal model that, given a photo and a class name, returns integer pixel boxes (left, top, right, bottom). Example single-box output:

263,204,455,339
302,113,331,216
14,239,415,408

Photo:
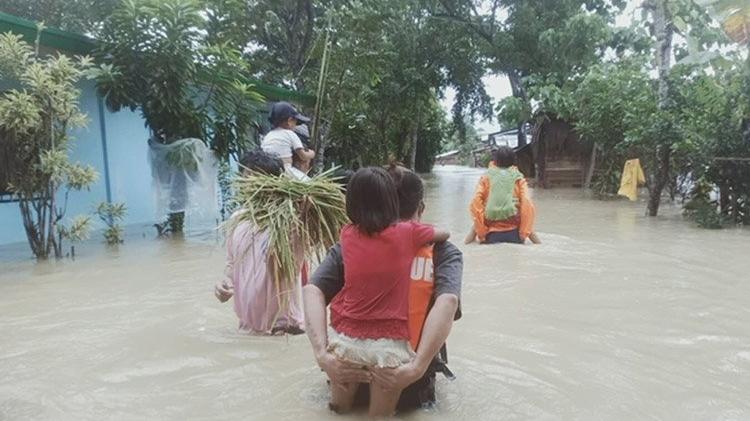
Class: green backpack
485,166,523,221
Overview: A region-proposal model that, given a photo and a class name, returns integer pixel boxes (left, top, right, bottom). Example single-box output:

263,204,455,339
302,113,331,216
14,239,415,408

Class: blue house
0,12,313,247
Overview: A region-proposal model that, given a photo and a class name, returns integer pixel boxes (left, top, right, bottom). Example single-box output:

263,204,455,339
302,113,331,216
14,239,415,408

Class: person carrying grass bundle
311,167,449,417
214,151,305,335
465,146,541,245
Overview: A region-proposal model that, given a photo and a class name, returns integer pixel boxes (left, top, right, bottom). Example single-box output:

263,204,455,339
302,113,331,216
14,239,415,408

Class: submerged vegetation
96,202,127,245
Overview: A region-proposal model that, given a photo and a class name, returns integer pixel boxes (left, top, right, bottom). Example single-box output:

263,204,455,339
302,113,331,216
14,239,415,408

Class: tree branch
431,8,495,47
298,0,315,71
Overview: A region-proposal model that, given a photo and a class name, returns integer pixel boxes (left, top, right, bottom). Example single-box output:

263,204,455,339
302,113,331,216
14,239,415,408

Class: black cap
268,101,310,126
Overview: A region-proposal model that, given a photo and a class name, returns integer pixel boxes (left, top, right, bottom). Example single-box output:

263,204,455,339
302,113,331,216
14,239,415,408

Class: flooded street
1,165,749,420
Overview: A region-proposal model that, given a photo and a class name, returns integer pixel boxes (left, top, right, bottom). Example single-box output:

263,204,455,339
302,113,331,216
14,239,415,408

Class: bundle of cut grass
225,169,348,305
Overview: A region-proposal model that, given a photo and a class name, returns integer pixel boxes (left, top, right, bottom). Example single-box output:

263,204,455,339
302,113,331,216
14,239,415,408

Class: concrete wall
100,89,155,225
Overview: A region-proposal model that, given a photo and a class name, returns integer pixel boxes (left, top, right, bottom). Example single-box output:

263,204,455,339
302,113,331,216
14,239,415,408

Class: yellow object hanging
617,159,646,201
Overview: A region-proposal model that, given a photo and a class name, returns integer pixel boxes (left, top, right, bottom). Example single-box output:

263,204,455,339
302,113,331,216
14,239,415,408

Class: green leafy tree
443,116,481,166
0,31,97,259
233,1,489,170
0,0,119,34
634,0,732,216
324,1,491,169
93,0,264,232
433,0,627,145
493,0,736,218
571,58,654,195
674,61,750,224
239,0,322,91
695,0,750,148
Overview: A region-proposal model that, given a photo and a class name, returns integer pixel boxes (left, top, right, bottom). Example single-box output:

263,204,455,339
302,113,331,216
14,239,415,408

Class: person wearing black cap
261,102,315,174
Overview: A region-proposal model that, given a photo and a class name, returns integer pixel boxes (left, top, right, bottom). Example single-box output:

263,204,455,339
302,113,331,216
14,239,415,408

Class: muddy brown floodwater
1,165,749,420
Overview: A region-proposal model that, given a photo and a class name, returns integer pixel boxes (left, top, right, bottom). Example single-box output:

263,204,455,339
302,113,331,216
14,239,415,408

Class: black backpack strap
431,343,456,381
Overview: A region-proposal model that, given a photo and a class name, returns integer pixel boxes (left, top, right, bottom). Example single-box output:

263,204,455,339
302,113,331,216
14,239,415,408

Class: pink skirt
227,219,304,334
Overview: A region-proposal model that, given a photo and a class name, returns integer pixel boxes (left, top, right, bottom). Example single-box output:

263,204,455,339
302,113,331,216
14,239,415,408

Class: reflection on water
1,165,749,420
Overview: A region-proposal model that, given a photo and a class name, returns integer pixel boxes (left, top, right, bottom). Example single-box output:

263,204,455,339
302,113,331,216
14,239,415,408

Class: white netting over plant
148,137,218,220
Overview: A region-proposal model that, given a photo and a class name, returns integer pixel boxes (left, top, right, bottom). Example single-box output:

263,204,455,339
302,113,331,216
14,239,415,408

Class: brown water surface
1,166,749,420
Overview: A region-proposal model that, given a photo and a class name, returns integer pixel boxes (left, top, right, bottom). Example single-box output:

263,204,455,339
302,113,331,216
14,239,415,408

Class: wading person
214,151,305,335
466,146,541,245
307,167,449,417
304,165,462,415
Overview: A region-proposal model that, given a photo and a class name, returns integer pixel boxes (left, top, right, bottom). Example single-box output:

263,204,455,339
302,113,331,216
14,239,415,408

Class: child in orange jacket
465,147,540,245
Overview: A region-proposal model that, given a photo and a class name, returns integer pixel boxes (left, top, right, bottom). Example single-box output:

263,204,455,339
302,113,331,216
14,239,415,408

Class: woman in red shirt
327,167,449,417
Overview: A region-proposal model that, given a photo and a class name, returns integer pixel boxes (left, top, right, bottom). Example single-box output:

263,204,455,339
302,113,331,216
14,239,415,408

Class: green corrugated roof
0,11,315,105
0,11,96,54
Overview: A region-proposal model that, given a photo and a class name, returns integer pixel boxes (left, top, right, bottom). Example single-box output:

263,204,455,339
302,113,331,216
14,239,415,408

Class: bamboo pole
311,15,332,152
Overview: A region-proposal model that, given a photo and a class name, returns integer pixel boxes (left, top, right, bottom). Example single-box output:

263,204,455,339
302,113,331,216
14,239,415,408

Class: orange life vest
408,244,435,350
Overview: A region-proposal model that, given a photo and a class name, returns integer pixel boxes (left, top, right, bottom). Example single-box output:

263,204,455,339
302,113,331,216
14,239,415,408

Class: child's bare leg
369,383,401,417
329,381,358,414
528,232,541,244
464,227,477,244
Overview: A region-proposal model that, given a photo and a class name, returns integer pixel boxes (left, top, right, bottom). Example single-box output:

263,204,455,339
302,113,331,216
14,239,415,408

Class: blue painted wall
100,91,155,225
0,81,165,245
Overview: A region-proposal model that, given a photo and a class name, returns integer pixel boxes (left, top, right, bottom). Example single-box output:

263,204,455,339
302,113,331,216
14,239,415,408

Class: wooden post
584,143,598,190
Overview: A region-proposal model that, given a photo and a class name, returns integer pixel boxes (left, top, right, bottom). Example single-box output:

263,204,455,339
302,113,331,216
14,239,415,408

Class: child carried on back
326,167,449,416
466,146,541,245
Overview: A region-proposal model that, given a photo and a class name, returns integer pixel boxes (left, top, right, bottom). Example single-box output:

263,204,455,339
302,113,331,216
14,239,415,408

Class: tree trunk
168,169,188,234
508,70,528,147
407,103,421,170
536,121,547,188
654,0,673,109
408,125,418,170
48,183,61,258
312,120,330,172
17,187,60,259
719,181,729,214
19,198,45,259
647,0,674,217
218,158,232,221
584,143,598,190
647,146,671,216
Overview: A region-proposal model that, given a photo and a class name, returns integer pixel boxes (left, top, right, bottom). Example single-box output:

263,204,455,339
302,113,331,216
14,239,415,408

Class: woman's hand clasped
317,352,372,385
214,279,234,302
370,361,422,392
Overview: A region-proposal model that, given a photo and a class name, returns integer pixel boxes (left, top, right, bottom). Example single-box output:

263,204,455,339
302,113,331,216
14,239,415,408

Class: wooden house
516,118,593,188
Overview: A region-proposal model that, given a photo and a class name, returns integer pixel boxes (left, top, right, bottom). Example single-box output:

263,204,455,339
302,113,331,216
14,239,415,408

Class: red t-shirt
330,221,435,340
